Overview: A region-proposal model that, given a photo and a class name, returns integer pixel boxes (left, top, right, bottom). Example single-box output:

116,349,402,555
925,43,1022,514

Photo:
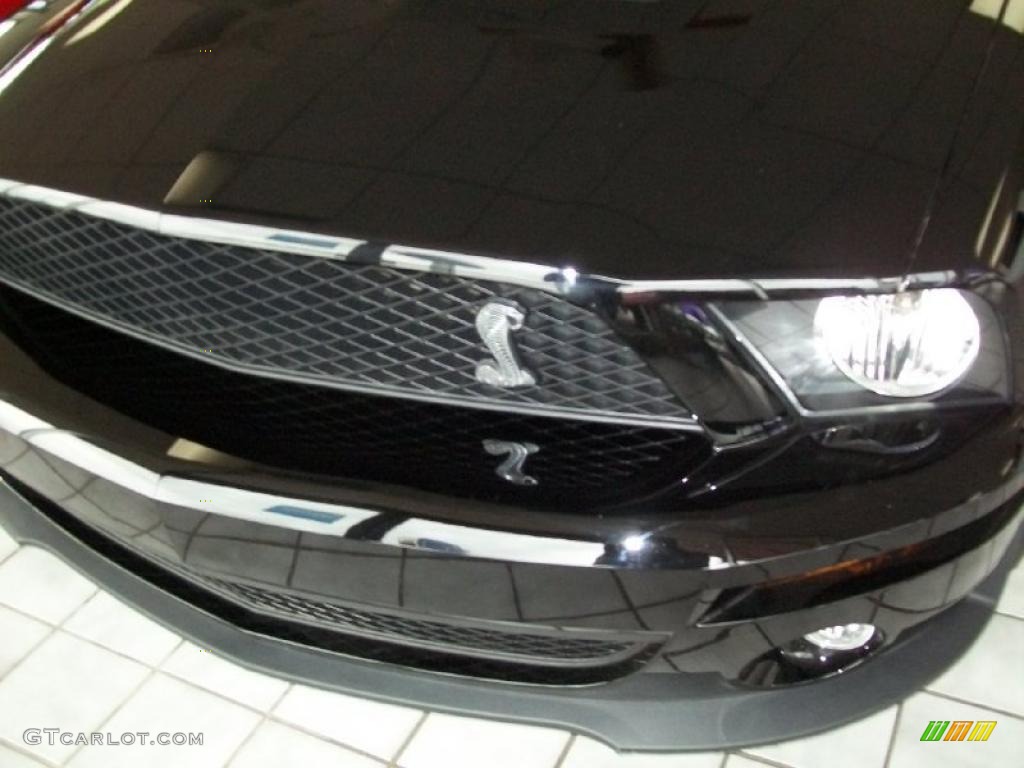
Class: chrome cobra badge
474,301,536,388
483,439,539,486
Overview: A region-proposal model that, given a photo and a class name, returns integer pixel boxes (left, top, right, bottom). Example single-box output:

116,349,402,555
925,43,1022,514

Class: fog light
803,623,878,651
774,622,884,681
815,289,979,397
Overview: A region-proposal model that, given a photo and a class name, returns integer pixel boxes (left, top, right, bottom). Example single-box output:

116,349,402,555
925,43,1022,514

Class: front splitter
1,478,1020,752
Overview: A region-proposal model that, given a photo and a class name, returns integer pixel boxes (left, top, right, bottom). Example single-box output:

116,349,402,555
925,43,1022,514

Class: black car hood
0,0,1021,280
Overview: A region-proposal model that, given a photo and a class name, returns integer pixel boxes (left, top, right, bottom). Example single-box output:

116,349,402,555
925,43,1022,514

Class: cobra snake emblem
474,301,537,388
483,439,540,486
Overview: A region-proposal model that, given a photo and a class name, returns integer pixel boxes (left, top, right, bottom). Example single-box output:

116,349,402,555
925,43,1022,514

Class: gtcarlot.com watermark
24,729,203,747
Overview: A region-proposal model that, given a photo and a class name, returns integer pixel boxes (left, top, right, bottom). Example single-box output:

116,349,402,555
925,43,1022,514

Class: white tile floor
0,525,1020,768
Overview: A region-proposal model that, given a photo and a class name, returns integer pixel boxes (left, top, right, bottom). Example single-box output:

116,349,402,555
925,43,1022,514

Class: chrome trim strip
1,178,567,292
0,176,966,298
706,305,808,417
0,399,609,567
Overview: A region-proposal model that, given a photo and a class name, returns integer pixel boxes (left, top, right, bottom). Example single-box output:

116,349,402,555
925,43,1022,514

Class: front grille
0,286,709,510
0,196,688,425
202,574,640,665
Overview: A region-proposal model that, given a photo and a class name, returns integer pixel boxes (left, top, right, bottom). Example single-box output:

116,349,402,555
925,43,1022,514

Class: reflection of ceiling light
0,35,51,96
1008,0,1024,35
65,0,132,45
0,19,15,39
27,0,47,11
621,534,648,553
970,0,1024,33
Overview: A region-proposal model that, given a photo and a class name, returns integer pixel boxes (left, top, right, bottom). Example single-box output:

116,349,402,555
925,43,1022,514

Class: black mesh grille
0,196,687,424
202,575,637,663
0,286,709,510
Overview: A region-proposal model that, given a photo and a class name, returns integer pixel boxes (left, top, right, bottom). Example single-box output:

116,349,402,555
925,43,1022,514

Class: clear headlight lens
814,289,980,397
714,287,1007,411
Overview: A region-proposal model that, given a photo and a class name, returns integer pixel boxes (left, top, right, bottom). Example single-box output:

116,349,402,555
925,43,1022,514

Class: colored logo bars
920,720,997,742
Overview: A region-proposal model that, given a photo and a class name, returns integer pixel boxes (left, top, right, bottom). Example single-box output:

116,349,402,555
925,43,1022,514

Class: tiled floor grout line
0,597,66,630
59,622,173,667
0,543,19,568
550,732,575,768
216,683,294,768
734,750,798,768
152,637,186,668
0,594,182,682
52,587,101,631
388,710,430,768
258,710,395,767
881,702,903,768
29,651,394,768
0,621,58,687
253,689,415,765
59,665,163,766
58,638,183,766
993,607,1024,620
0,735,64,768
216,713,266,768
154,667,288,723
91,657,407,766
921,688,1024,720
716,751,730,768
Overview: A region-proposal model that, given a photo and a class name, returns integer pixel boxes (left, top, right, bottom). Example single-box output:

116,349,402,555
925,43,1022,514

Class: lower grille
5,476,662,685
201,575,642,666
0,286,709,510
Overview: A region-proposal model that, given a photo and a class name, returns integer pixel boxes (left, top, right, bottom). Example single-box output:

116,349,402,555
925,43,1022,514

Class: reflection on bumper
2,382,1022,679
1,475,1020,750
0,399,612,567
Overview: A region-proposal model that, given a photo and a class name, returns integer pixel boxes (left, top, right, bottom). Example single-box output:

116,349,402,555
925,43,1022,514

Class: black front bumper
1,475,1020,751
1,346,1022,750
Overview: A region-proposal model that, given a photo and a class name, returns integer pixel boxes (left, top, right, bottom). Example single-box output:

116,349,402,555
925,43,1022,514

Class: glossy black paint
1,345,1022,705
0,0,1020,281
0,0,1023,746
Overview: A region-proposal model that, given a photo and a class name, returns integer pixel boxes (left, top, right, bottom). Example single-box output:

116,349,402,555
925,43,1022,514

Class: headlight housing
814,289,980,398
714,288,1009,412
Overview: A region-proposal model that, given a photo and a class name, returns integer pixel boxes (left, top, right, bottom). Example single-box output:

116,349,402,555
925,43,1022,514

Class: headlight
714,288,1009,412
814,289,980,397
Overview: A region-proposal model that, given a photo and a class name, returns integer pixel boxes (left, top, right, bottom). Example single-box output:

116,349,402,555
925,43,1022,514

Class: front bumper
1,476,1020,751
1,371,1022,749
